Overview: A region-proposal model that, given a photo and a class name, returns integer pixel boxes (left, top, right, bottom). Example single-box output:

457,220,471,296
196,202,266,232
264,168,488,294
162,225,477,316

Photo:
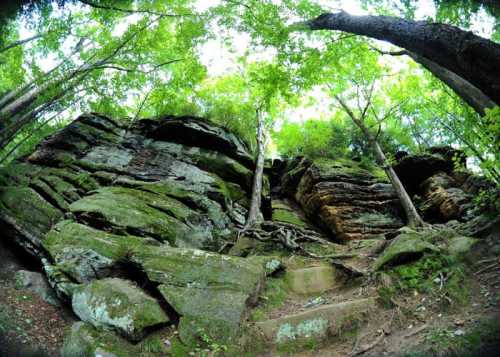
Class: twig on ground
404,324,429,338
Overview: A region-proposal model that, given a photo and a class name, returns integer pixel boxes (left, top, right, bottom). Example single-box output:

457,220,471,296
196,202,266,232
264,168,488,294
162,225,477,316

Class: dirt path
0,237,73,357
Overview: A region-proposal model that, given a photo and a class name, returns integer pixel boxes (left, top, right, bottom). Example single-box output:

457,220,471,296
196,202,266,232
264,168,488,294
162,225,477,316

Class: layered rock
0,113,265,346
281,158,405,241
393,147,485,223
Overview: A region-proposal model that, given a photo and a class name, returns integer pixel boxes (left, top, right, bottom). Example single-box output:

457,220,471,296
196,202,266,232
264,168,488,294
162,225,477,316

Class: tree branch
0,34,42,54
78,0,192,17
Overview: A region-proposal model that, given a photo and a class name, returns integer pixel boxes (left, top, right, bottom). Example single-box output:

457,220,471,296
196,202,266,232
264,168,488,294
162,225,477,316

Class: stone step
253,297,376,347
286,263,339,295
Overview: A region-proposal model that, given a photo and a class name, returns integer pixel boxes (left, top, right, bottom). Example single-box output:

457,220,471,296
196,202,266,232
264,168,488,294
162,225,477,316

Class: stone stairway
250,258,377,352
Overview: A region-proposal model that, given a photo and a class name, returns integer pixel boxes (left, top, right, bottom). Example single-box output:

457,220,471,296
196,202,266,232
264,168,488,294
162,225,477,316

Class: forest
0,0,499,356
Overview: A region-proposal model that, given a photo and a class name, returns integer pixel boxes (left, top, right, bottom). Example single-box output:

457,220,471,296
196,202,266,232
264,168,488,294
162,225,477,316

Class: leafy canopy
0,0,498,181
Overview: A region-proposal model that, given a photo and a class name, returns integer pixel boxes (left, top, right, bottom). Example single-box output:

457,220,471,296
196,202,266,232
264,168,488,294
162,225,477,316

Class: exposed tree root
237,221,356,259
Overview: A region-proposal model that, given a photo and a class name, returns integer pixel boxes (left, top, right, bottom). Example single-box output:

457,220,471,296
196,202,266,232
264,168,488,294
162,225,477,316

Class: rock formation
0,113,496,355
0,113,265,348
279,157,405,241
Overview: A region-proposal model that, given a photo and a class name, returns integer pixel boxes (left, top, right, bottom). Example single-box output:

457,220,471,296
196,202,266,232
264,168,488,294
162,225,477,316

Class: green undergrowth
378,253,469,309
405,318,500,357
0,306,15,335
250,275,289,321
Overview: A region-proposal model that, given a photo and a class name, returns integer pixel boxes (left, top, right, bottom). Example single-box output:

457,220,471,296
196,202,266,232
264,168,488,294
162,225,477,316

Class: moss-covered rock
69,186,206,247
72,278,169,342
132,245,265,345
62,321,137,357
271,199,310,227
43,220,148,283
0,186,63,254
374,232,440,270
447,236,478,258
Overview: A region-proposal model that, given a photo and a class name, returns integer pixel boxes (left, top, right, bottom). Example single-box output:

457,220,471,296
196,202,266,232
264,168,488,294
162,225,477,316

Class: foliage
419,318,500,356
0,0,497,184
379,253,469,308
192,326,228,356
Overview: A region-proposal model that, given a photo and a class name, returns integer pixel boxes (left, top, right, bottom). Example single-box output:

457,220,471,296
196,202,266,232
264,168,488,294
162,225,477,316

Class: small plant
385,253,469,308
473,187,500,217
191,326,228,356
425,327,455,350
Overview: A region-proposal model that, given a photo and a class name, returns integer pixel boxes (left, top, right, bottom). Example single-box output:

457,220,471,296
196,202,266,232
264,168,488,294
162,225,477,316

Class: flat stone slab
255,298,375,345
286,264,337,295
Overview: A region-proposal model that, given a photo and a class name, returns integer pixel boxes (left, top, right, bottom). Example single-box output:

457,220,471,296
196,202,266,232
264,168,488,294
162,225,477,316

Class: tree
297,10,500,110
0,0,205,157
331,80,425,228
245,106,267,228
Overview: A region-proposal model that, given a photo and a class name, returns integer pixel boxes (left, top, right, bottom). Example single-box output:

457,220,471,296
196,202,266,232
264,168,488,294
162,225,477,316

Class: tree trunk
335,96,425,228
406,52,495,116
303,11,500,107
370,134,425,228
244,108,266,228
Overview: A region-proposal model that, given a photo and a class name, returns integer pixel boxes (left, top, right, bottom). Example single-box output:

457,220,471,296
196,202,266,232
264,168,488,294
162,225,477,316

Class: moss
312,157,390,184
69,186,197,246
0,186,63,238
62,322,140,357
374,232,440,270
272,208,307,227
31,178,69,211
0,162,40,186
43,220,147,282
386,253,469,308
250,276,289,322
41,174,81,202
131,245,265,345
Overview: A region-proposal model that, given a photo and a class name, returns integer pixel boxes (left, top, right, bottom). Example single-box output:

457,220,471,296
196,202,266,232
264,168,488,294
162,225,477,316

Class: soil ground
254,259,500,357
0,237,74,357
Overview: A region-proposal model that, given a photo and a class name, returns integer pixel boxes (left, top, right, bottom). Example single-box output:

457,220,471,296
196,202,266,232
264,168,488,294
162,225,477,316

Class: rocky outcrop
280,158,405,241
0,113,264,346
393,147,489,223
419,173,472,221
393,146,464,194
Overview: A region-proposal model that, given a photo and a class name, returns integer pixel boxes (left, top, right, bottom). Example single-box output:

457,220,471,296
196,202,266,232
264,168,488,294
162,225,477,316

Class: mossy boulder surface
72,278,169,342
133,245,265,345
43,220,147,283
374,232,440,270
0,186,63,254
62,321,136,357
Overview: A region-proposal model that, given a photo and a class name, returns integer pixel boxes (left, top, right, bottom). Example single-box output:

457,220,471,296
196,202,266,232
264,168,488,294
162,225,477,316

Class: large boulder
290,158,404,241
373,232,440,270
419,173,472,222
0,113,265,349
132,245,265,345
72,278,170,342
393,146,464,194
0,113,253,255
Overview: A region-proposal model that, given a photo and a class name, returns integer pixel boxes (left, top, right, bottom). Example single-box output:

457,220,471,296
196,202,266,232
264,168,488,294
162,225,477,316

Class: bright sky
17,0,497,130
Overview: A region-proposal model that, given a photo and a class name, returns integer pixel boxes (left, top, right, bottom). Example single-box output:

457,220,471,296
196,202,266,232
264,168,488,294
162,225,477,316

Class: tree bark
372,47,495,116
0,34,42,53
245,108,266,228
406,52,495,116
303,11,500,107
335,95,425,228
